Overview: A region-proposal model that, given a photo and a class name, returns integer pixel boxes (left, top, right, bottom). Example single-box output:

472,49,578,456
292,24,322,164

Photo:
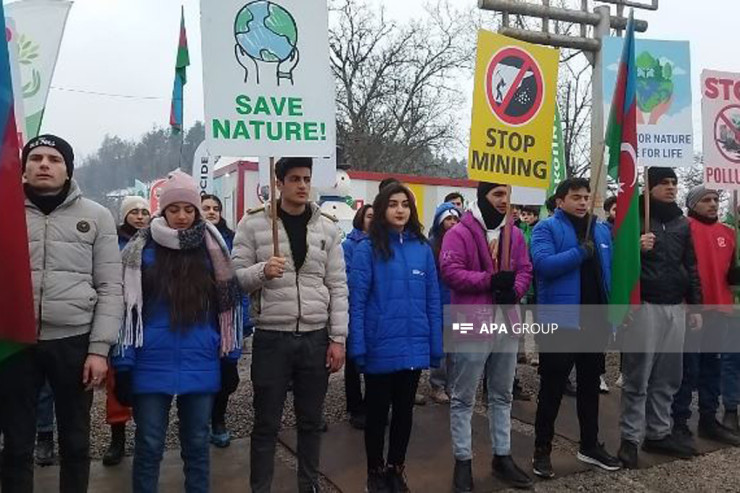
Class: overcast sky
7,0,738,159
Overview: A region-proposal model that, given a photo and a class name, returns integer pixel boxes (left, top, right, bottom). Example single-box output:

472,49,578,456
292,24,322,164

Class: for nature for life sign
468,31,559,188
603,38,693,168
702,70,740,189
201,0,336,158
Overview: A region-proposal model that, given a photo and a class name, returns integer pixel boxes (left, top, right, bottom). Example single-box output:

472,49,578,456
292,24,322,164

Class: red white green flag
607,12,641,324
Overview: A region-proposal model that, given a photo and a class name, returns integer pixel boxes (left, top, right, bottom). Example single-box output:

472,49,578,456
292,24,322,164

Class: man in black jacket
618,167,703,469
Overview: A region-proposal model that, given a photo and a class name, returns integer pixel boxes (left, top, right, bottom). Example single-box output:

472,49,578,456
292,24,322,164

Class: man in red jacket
671,186,740,448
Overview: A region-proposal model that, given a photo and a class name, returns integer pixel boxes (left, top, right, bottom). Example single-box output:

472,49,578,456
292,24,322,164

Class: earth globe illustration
234,1,300,85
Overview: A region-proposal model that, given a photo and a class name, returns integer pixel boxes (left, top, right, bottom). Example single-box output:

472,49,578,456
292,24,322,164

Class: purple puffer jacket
439,211,532,305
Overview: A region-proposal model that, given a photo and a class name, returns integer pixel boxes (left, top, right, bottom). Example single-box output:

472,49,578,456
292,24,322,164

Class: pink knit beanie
158,170,201,213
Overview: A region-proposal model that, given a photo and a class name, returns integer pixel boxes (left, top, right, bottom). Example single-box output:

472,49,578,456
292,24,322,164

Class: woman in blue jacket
342,204,373,430
349,183,443,493
202,194,252,448
114,171,241,493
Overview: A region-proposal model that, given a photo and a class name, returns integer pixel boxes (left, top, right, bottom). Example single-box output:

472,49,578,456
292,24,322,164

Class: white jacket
26,180,123,356
232,202,348,344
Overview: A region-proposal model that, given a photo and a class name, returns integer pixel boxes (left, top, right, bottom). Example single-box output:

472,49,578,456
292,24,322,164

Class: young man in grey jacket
232,157,348,493
0,135,123,493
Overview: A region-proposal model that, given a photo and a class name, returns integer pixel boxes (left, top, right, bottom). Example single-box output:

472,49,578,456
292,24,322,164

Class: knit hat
647,167,677,190
120,196,150,222
157,170,201,213
476,181,506,230
22,134,75,178
476,181,505,203
685,185,719,211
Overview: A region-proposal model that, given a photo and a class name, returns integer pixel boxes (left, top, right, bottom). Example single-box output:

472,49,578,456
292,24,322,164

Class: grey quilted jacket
26,180,123,356
232,202,348,344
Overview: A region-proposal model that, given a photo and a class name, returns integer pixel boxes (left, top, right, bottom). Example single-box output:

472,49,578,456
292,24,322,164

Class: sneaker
672,422,697,452
577,443,621,471
491,455,533,489
642,434,694,459
350,412,367,430
532,446,555,479
513,381,532,402
564,381,577,397
414,393,427,406
387,464,410,493
723,410,739,433
430,388,450,404
366,466,390,493
453,459,473,493
210,423,231,448
599,375,610,394
698,418,740,446
102,424,126,465
34,432,55,467
615,373,624,388
617,439,638,469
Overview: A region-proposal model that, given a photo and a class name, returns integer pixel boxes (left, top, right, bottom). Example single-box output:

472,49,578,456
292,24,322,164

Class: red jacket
688,217,736,309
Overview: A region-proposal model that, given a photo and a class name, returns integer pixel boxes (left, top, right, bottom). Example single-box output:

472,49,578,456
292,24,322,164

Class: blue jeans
133,393,214,493
723,321,740,411
672,312,728,425
449,334,518,458
36,380,55,434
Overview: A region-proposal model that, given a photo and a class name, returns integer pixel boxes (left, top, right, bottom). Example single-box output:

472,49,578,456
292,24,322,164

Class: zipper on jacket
295,271,302,333
37,215,49,336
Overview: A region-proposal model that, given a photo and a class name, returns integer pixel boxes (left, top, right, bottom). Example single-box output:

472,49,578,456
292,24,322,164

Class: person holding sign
618,168,703,468
232,157,348,493
440,182,533,491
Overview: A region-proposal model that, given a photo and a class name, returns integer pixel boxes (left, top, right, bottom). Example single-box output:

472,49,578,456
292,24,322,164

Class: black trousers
0,334,93,493
211,360,240,427
364,370,421,470
250,329,329,493
535,351,604,450
344,358,365,415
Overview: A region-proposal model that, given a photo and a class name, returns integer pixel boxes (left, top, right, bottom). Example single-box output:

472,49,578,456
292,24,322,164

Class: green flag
542,106,566,217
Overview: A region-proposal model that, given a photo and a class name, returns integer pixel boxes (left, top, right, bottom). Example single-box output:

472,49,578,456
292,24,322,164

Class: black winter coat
639,199,702,305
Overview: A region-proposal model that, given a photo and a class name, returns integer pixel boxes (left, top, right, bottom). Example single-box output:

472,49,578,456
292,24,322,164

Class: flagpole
586,141,607,241
643,167,650,234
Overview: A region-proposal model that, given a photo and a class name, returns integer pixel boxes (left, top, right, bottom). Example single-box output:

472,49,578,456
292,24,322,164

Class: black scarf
641,195,683,224
24,181,71,215
688,210,718,225
563,211,591,241
476,182,506,230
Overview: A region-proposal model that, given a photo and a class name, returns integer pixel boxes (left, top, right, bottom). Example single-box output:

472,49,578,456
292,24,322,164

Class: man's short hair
444,192,464,203
522,205,540,216
275,157,313,181
555,177,590,200
545,195,557,213
379,177,401,193
604,195,617,213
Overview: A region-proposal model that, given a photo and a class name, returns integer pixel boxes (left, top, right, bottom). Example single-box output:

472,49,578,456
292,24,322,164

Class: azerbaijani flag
0,6,37,363
607,12,641,324
169,6,189,134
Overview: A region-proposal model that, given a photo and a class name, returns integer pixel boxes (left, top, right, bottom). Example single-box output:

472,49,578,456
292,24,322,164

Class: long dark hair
352,204,373,232
369,184,426,260
201,194,234,236
144,217,216,331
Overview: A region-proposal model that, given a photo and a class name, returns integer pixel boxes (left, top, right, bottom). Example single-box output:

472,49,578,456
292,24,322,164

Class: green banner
542,106,565,216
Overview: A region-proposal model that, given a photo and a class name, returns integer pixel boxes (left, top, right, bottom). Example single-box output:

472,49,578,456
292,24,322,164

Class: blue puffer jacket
342,228,366,277
531,209,612,328
348,232,443,374
113,240,222,395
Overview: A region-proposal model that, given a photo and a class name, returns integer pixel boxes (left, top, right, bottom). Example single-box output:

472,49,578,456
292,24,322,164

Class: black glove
114,371,133,407
580,240,595,259
494,288,518,305
728,266,740,286
491,271,516,292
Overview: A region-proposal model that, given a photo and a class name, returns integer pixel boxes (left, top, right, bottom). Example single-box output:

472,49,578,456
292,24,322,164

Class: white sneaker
599,375,610,394
615,373,624,388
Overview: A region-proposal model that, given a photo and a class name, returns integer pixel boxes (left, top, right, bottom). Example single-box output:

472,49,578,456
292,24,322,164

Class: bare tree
329,0,476,173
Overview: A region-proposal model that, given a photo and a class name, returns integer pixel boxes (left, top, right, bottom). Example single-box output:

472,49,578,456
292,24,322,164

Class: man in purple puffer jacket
440,182,533,492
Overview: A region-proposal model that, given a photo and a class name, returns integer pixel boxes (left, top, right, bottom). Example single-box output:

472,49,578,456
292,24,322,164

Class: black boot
617,439,638,469
387,464,410,493
698,417,740,446
453,459,473,492
366,465,390,493
491,455,532,489
34,431,55,467
532,445,554,479
642,434,694,459
723,410,739,433
103,424,126,466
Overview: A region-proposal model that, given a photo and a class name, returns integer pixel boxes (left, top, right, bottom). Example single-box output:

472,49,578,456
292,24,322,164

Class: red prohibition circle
485,46,545,127
714,104,740,164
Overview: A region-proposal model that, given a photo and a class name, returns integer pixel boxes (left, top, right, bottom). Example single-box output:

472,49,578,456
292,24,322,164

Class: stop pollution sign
702,70,740,189
485,47,544,127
